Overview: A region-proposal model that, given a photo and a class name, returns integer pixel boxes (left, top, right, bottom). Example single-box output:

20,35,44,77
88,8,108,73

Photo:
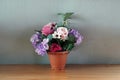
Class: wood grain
0,64,120,80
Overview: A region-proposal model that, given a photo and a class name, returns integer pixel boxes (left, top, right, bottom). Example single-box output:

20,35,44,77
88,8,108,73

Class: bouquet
30,12,83,56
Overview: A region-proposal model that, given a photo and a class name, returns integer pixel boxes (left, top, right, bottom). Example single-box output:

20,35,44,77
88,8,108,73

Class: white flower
52,31,60,39
52,27,68,40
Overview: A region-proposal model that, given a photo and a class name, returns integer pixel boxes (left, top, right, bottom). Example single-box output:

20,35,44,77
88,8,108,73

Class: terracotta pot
47,51,69,70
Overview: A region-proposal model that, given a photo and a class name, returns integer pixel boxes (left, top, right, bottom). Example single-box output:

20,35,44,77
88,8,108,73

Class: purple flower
35,43,47,56
69,29,83,45
30,32,42,48
35,38,49,56
75,35,83,45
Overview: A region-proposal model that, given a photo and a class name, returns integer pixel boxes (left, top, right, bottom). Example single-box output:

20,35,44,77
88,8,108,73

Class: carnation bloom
50,43,62,52
52,27,68,40
69,29,83,45
41,22,56,36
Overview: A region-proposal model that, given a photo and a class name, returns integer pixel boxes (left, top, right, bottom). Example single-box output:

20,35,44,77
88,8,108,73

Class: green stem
63,20,68,27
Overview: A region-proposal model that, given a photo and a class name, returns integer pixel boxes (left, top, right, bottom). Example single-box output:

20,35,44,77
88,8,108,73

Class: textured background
0,0,120,64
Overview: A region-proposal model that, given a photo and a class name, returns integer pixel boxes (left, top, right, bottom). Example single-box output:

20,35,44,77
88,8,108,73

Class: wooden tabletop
0,64,120,80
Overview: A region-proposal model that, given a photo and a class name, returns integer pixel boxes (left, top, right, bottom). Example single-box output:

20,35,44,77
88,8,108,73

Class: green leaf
41,34,47,39
63,12,74,21
47,34,53,41
57,12,74,21
67,34,76,43
66,43,74,51
57,13,64,15
62,41,74,51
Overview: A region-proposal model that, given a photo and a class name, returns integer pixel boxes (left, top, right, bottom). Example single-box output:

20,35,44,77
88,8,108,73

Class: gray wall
0,0,120,64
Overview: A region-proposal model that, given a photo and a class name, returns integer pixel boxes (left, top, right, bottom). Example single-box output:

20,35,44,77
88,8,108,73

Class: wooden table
0,64,120,80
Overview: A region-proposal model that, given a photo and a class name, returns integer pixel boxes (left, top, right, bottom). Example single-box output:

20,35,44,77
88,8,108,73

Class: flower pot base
48,51,68,70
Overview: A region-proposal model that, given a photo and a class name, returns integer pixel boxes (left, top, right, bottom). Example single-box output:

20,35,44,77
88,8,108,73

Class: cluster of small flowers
30,22,83,56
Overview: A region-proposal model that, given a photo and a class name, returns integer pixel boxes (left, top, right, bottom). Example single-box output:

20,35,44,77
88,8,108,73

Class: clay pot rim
47,51,69,55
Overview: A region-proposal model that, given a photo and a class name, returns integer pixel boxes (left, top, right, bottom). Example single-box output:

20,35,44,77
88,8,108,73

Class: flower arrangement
30,12,83,56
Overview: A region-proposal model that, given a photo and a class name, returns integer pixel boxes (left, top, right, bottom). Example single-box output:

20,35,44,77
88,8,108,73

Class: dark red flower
50,43,62,52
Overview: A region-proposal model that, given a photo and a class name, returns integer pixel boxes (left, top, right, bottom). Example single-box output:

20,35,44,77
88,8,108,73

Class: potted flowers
30,12,83,70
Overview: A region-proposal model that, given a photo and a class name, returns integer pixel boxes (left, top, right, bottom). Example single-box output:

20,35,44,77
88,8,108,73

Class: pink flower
50,43,62,52
41,22,56,36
